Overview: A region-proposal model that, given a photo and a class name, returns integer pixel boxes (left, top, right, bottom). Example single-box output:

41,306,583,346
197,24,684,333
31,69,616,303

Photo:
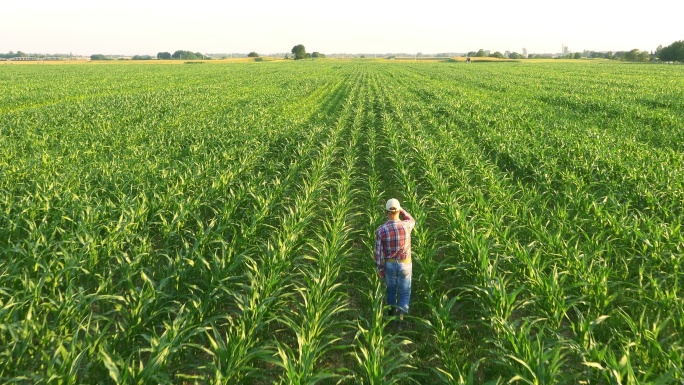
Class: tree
625,48,649,62
573,52,582,59
508,52,524,59
311,51,325,58
157,52,171,60
90,54,110,60
291,44,306,60
489,51,503,59
625,49,639,61
475,49,487,57
248,52,259,57
611,51,626,60
172,50,199,60
132,55,152,60
658,40,684,62
654,45,664,59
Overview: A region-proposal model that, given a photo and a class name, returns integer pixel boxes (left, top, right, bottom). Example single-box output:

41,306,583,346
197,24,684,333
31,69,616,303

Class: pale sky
1,0,681,56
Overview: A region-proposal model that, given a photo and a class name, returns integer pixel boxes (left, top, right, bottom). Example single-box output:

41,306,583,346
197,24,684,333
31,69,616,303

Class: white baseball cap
385,198,401,212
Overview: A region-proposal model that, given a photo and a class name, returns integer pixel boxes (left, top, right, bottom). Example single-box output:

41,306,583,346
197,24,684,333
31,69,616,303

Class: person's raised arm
400,209,415,228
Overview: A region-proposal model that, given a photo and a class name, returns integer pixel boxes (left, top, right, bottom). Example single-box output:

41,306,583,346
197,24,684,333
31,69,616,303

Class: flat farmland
1,60,683,384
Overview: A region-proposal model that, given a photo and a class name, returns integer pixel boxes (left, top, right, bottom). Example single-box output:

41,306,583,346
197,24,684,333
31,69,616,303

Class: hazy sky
1,0,681,55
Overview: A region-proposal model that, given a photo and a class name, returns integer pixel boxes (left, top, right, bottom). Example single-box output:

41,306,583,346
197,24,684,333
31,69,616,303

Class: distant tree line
463,40,684,63
1,51,74,59
156,51,209,60
8,40,683,63
0,51,28,59
656,41,684,62
466,49,522,60
569,49,650,62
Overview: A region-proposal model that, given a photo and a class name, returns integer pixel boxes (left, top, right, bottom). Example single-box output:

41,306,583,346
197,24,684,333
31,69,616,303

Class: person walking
374,198,416,331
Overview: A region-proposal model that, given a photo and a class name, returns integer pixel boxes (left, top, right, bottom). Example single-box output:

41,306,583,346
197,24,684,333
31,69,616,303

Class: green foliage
625,48,650,62
171,50,206,60
157,52,171,60
658,40,684,62
292,44,307,60
247,51,259,57
0,50,27,59
90,54,111,60
0,61,683,384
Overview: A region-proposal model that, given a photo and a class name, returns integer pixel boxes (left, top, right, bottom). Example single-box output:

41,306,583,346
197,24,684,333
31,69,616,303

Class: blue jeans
384,261,412,315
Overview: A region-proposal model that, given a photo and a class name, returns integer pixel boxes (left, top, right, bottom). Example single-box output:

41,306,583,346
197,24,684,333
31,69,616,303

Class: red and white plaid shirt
374,209,415,273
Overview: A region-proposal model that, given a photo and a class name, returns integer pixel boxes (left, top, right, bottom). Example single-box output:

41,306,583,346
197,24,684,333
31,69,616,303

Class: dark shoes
395,319,404,332
386,308,406,333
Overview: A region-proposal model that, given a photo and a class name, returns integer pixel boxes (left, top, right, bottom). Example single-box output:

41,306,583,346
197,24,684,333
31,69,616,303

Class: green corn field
1,60,683,384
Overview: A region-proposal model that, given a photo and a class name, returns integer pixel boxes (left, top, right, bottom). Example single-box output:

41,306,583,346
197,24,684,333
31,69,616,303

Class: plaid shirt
374,209,415,273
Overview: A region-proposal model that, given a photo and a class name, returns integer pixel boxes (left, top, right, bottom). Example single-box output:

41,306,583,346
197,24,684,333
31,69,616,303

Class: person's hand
378,270,385,279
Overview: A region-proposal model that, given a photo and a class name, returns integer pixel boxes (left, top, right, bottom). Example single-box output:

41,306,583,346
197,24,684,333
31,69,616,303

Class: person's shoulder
376,220,393,231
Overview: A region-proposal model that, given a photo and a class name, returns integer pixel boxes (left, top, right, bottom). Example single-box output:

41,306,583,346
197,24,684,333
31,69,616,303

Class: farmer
374,198,416,331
